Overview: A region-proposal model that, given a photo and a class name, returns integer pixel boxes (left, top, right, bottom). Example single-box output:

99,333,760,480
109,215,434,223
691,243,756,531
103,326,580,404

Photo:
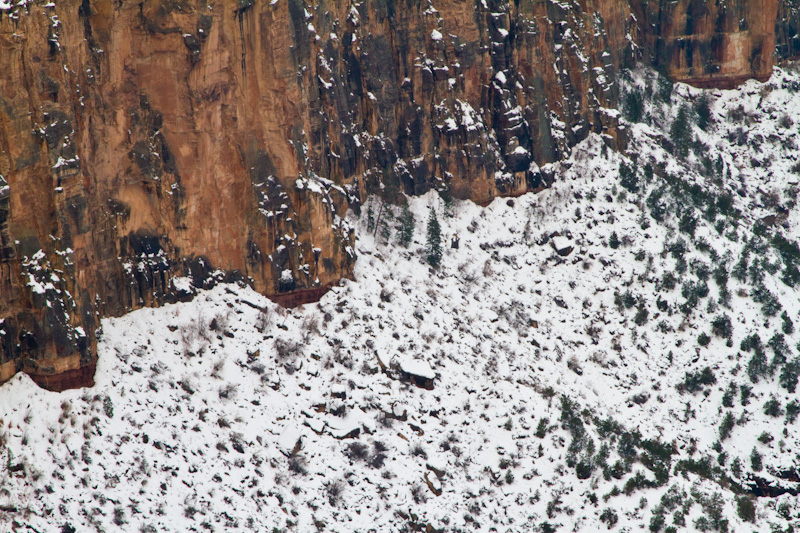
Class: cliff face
634,0,779,88
0,0,786,390
777,0,800,61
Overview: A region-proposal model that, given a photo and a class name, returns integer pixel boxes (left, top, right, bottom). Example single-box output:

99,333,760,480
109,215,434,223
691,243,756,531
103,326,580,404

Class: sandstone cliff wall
0,0,787,389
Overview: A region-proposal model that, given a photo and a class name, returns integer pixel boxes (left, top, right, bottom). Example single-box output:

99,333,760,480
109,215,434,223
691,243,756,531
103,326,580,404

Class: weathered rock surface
635,0,780,88
0,0,792,389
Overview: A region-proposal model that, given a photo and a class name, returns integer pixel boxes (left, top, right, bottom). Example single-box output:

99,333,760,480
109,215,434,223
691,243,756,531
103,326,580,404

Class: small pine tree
750,447,763,472
780,357,800,393
719,412,735,440
657,74,673,103
736,496,756,523
747,350,769,383
763,396,783,417
609,232,620,249
398,203,415,248
781,310,795,335
670,105,692,158
425,207,442,268
366,203,375,232
695,94,712,131
623,89,644,123
619,161,639,193
379,208,393,242
440,188,455,218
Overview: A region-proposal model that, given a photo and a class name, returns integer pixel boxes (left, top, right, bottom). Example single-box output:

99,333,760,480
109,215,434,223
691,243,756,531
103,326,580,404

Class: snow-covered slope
3,66,800,532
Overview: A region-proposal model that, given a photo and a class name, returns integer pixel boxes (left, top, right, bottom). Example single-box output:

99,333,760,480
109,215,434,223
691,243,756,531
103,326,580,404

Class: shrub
535,418,550,438
679,212,697,237
103,396,114,418
410,483,427,504
600,508,619,529
786,400,800,424
345,442,370,462
769,333,789,372
747,351,769,383
661,272,677,291
411,443,427,459
763,397,783,417
740,333,762,353
732,251,749,282
711,314,732,339
698,333,711,347
677,367,716,393
647,188,668,222
752,284,782,317
736,496,756,523
740,384,752,406
649,513,666,532
721,384,735,407
324,479,345,506
634,307,649,326
255,307,273,333
288,455,308,475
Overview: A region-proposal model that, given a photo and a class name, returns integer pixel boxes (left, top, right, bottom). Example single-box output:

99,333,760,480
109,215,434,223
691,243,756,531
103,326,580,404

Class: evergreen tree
619,161,639,193
366,203,375,233
609,232,620,249
379,207,393,242
781,310,795,335
623,89,644,123
398,203,415,248
440,188,455,218
425,207,442,267
780,357,800,393
750,447,763,472
671,105,692,158
695,94,712,131
657,74,673,103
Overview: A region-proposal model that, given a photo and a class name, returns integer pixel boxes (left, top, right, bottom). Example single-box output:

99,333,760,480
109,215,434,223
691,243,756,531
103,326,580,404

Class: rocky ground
2,66,800,532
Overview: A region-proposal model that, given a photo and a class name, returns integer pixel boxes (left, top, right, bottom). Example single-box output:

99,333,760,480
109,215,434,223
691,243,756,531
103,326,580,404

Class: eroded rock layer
0,0,788,389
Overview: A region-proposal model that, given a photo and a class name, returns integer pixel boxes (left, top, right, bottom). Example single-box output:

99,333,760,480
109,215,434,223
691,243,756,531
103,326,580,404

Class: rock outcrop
0,0,789,390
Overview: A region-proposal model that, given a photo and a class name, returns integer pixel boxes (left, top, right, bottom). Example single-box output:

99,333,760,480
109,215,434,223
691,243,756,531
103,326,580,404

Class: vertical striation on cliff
633,0,779,88
0,0,786,389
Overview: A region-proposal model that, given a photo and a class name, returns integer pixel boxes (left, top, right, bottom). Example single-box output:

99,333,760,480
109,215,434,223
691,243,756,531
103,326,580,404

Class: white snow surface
2,67,800,531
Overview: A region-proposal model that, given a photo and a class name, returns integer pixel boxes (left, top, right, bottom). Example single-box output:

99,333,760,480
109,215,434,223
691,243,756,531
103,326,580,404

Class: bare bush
256,307,273,333
275,337,302,361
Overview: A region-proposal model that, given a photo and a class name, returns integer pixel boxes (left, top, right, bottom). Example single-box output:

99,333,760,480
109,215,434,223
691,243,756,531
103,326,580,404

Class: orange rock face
0,0,786,390
634,0,780,88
